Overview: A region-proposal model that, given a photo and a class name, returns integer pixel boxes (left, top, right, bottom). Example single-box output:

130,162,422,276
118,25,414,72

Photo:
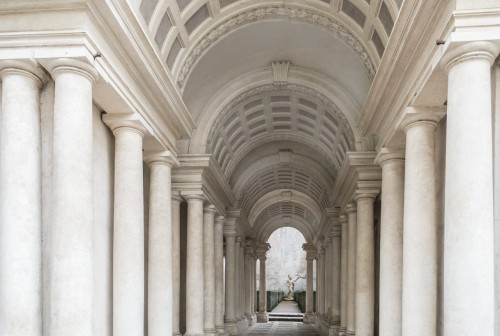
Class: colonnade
0,40,498,336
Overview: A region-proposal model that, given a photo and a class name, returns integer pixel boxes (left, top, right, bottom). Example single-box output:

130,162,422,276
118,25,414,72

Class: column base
336,327,347,336
303,313,316,324
215,324,225,334
345,330,355,336
183,333,205,336
329,324,340,336
204,327,218,335
173,332,182,336
257,312,269,323
246,313,257,326
224,321,238,336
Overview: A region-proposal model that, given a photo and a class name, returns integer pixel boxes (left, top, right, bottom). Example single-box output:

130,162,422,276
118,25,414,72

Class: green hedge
294,291,316,313
256,291,284,312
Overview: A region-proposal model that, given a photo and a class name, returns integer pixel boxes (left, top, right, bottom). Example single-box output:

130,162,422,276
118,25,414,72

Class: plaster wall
264,227,310,292
39,81,115,336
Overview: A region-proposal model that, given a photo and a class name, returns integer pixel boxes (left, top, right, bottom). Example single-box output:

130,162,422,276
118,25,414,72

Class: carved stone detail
176,6,377,88
272,61,291,86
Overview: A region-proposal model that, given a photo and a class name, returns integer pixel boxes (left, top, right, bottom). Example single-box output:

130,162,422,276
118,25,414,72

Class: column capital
180,190,205,202
144,150,179,168
303,243,317,259
329,225,342,238
171,192,183,204
203,204,217,215
339,214,348,224
441,41,499,74
46,58,98,83
375,148,405,167
223,222,237,237
215,215,225,226
398,107,445,133
255,242,270,260
103,113,148,138
345,203,357,214
0,59,48,86
354,192,378,202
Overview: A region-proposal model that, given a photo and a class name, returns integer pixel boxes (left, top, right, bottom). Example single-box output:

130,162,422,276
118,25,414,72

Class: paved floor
246,322,320,336
270,300,302,314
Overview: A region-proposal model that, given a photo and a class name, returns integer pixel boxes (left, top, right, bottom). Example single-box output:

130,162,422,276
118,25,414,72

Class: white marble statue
284,274,301,301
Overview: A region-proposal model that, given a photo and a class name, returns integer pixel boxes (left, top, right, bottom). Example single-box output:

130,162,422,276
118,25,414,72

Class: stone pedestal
0,61,45,336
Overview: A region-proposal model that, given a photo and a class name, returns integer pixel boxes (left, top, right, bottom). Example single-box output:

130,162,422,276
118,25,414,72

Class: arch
175,3,378,88
258,217,314,244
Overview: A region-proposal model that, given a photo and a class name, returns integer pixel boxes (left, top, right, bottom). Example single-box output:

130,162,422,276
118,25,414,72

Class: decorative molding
271,61,291,86
176,5,376,88
278,149,292,166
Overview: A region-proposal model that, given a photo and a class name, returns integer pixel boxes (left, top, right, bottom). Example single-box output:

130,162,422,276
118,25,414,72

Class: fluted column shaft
203,205,217,335
214,216,226,333
442,42,498,336
377,151,405,336
354,194,377,336
171,195,182,336
0,62,44,336
402,117,439,336
112,124,145,336
184,194,205,336
49,59,97,335
346,204,357,335
339,215,349,334
147,157,174,336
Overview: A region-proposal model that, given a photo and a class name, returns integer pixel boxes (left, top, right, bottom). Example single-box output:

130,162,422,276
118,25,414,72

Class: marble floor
246,322,321,336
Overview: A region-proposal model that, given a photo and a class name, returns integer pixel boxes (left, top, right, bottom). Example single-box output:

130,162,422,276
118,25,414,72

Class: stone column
401,114,440,336
183,193,205,336
331,227,341,329
345,203,357,336
303,244,317,324
354,192,377,336
376,149,405,336
318,246,326,320
0,61,45,336
338,215,349,335
106,116,146,336
214,215,226,333
224,221,238,334
48,59,97,335
203,205,217,335
257,243,270,323
240,242,246,321
146,154,176,336
441,42,499,336
324,238,332,323
171,194,182,336
245,243,255,324
234,238,241,321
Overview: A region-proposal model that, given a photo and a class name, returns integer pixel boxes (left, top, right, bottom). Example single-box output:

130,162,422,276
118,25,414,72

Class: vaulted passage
0,1,499,336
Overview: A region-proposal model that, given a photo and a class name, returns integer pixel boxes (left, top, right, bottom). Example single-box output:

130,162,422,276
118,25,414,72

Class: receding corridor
246,322,320,336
